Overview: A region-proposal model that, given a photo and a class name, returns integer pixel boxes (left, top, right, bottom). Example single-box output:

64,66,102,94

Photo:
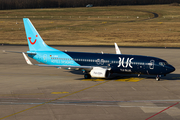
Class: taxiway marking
115,77,144,82
82,77,144,82
131,87,136,91
0,81,109,120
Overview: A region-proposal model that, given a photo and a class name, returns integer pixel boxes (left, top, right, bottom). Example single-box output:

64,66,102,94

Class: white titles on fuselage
118,57,134,68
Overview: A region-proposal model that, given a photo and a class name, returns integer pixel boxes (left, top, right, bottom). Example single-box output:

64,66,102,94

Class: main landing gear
84,74,91,79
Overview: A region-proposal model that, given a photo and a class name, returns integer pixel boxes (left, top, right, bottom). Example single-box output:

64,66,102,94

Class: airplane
5,18,175,81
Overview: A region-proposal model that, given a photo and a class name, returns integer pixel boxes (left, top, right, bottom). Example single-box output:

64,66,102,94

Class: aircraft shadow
160,73,180,81
69,70,84,75
137,73,180,81
68,70,180,81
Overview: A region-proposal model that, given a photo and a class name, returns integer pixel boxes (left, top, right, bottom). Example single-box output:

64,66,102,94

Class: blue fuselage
28,51,175,76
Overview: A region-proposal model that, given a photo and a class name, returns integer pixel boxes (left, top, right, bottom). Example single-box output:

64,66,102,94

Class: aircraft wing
37,64,93,69
22,53,110,70
36,64,111,72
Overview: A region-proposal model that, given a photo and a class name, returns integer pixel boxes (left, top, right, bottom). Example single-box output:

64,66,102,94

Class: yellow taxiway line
115,77,144,82
82,77,144,82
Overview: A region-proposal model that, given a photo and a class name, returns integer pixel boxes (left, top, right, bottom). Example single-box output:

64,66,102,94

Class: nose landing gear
156,75,161,81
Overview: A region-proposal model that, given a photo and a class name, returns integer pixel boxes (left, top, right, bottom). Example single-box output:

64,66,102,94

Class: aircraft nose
167,65,175,73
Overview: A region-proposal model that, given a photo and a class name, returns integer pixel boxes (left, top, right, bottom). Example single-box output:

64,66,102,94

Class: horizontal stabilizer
3,50,36,55
22,52,33,65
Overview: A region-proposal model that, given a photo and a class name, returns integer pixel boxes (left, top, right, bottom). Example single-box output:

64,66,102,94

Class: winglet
114,43,121,54
22,52,33,65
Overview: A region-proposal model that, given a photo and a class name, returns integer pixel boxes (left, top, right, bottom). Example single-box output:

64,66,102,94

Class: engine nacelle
90,67,110,78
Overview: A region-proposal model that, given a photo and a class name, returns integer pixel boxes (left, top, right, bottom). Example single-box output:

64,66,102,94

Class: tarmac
0,45,180,120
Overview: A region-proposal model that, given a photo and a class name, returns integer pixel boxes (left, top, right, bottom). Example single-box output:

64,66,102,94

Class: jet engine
90,67,110,78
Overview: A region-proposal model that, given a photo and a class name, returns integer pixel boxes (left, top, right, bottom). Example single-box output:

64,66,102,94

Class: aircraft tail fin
23,18,58,52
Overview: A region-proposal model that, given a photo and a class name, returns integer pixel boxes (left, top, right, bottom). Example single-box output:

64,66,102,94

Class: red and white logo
28,35,38,45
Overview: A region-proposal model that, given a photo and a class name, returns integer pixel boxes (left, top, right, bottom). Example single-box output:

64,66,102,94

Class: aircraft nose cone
171,66,175,72
167,65,175,73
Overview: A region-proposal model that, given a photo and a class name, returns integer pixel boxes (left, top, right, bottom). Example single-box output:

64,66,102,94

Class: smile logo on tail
28,35,38,45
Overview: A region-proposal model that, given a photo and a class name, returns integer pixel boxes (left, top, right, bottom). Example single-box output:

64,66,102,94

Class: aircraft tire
156,77,160,81
84,74,91,79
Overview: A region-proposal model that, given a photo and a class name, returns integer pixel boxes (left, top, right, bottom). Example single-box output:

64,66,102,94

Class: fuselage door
149,60,155,69
43,54,47,63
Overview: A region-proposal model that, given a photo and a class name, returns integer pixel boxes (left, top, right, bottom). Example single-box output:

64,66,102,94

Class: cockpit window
164,62,168,65
159,62,163,66
159,62,168,66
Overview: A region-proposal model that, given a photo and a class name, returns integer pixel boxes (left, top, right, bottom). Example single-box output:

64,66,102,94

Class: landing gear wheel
84,74,91,79
156,77,160,81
